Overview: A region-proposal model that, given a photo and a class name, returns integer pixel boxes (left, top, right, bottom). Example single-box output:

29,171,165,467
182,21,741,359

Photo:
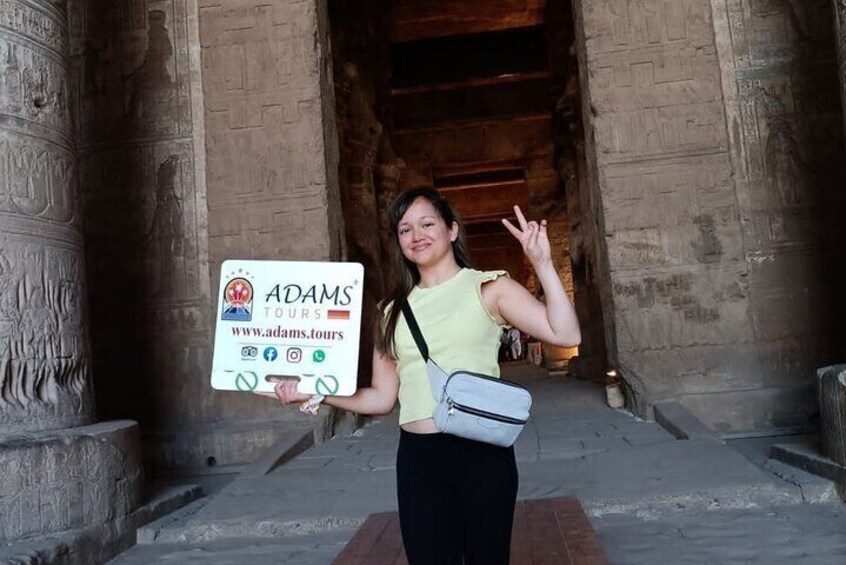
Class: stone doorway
327,0,610,381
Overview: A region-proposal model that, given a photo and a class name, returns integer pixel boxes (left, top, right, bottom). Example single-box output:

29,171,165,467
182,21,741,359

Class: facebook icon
263,347,278,362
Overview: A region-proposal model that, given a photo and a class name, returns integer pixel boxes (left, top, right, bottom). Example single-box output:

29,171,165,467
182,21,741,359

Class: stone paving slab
108,531,356,565
770,440,846,484
518,439,802,517
593,503,846,564
727,436,840,504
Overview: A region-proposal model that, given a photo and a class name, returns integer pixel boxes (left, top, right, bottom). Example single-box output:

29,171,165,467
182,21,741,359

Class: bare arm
323,348,399,415
491,206,581,347
263,347,399,416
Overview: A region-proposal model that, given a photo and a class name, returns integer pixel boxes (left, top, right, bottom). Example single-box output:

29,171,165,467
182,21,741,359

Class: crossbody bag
400,301,532,447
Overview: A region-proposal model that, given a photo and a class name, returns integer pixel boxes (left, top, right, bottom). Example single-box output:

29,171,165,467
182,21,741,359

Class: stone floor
107,365,846,564
595,503,846,564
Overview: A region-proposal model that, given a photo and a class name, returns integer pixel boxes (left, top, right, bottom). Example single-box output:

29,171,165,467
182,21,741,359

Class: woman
270,187,580,564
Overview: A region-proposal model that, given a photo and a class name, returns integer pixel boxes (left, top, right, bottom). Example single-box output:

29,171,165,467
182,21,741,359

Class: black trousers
396,429,519,565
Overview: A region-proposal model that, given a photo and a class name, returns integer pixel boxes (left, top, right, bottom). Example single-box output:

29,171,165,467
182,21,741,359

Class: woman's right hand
502,205,551,269
268,378,311,405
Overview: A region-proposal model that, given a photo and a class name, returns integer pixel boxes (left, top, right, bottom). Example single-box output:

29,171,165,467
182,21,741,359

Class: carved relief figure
82,39,107,95
753,86,808,206
143,155,183,297
0,247,87,409
8,144,49,216
0,40,65,125
22,64,47,117
0,44,23,114
784,0,811,39
765,115,807,206
124,10,174,122
1,138,77,223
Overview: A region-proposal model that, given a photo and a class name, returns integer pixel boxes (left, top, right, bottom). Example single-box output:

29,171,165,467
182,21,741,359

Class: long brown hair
377,187,472,357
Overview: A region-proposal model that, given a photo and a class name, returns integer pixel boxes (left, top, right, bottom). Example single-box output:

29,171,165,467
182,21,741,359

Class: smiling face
396,197,459,268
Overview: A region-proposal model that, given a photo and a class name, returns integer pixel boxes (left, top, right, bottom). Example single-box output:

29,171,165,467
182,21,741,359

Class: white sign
211,260,363,396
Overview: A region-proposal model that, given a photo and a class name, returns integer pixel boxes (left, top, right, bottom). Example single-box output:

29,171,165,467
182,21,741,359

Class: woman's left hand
502,205,551,267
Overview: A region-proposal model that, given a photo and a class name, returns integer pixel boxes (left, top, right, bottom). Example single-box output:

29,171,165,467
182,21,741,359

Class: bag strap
400,300,448,399
400,300,429,361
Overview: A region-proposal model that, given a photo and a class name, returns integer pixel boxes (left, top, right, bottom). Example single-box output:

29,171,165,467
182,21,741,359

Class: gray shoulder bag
400,301,532,447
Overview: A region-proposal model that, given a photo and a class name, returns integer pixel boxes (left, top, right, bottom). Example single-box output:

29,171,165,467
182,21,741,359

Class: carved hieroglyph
0,0,94,433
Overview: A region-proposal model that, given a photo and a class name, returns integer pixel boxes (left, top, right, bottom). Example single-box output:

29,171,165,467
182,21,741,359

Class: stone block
769,441,846,485
653,400,721,441
0,484,202,565
239,428,315,478
678,384,817,434
0,420,143,541
143,416,329,474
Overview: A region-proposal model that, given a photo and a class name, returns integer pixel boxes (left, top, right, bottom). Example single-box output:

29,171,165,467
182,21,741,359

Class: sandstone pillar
0,0,93,434
69,0,222,472
0,0,143,549
575,0,843,431
708,0,844,429
573,0,750,420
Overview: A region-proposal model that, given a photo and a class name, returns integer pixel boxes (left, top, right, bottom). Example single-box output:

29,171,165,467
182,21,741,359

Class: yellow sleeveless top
393,268,508,425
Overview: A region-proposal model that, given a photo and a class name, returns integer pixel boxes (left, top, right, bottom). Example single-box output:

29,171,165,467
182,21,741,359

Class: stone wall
575,0,844,431
0,0,94,434
200,0,342,272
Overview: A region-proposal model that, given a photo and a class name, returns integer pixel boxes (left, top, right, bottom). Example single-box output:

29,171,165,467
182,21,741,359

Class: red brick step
333,497,608,565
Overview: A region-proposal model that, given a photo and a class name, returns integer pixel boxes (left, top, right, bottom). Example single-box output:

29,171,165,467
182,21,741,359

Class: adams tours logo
221,270,254,321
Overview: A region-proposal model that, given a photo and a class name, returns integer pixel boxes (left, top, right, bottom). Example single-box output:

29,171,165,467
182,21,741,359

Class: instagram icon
286,347,303,363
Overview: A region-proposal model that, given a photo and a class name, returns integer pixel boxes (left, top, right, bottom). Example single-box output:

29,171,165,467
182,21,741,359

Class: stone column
572,0,752,420
0,1,144,550
574,0,843,431
836,0,846,133
0,0,94,434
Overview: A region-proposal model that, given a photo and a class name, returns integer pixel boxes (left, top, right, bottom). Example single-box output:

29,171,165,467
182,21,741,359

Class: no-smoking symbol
234,371,259,391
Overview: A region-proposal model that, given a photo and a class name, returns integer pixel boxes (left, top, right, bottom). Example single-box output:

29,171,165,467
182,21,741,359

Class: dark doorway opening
328,0,608,379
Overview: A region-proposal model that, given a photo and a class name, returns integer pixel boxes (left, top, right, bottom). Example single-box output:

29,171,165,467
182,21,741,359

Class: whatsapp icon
313,349,326,363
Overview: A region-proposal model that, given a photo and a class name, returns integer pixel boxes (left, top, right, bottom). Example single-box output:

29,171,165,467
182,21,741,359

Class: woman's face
397,197,458,268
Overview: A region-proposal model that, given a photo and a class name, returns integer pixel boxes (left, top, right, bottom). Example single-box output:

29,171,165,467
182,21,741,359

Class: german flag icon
327,309,351,320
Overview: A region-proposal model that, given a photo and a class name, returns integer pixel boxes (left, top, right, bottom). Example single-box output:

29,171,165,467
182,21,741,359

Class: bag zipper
447,400,528,425
446,370,529,392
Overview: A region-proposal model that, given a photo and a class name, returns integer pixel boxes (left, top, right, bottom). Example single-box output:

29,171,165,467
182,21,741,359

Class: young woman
269,187,580,564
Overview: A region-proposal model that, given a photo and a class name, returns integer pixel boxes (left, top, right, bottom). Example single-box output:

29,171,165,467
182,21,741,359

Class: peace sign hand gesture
502,206,552,268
